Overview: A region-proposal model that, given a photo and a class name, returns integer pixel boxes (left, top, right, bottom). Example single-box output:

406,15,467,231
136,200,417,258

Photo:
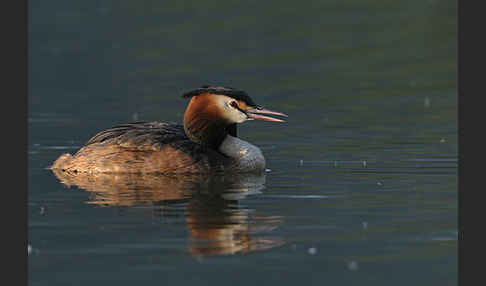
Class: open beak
246,106,288,122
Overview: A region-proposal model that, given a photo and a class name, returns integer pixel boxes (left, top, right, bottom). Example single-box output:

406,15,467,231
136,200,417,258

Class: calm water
28,1,457,285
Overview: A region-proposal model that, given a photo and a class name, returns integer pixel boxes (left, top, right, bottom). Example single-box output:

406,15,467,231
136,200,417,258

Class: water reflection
52,169,285,256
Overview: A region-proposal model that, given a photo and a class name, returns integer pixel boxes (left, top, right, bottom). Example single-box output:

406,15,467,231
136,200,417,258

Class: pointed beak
246,106,288,122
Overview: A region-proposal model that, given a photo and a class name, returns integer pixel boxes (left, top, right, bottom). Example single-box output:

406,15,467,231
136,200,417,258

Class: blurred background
28,0,457,285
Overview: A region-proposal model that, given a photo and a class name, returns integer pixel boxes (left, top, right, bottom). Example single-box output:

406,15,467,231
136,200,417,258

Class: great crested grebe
51,85,287,174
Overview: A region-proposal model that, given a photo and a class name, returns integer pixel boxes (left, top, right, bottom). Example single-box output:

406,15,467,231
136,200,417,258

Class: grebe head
182,85,287,149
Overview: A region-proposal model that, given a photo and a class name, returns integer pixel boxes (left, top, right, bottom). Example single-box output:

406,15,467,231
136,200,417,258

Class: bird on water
50,85,287,174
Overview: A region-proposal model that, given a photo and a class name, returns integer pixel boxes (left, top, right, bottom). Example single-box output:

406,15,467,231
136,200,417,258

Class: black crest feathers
182,85,257,107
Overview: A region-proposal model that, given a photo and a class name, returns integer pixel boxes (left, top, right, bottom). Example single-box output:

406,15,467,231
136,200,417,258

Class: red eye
230,101,239,108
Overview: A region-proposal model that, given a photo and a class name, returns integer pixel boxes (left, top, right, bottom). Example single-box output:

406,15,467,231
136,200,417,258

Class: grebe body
51,86,286,174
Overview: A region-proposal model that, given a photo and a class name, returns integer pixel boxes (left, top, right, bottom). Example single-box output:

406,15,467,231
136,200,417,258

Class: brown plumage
51,121,227,174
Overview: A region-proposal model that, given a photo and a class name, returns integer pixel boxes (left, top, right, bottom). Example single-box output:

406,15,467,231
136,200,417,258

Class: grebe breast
218,135,266,173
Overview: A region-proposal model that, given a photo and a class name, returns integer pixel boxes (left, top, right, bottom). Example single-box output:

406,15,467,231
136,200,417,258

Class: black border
3,0,28,285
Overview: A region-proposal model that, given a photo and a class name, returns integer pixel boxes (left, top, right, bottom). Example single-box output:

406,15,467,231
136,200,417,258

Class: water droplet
347,261,359,271
265,168,272,173
308,247,317,255
440,138,446,143
362,160,367,167
299,159,304,166
362,222,368,230
424,97,431,108
132,112,139,121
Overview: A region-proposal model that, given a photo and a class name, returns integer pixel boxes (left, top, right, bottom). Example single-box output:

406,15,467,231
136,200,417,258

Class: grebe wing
51,121,229,174
84,121,188,149
56,121,227,173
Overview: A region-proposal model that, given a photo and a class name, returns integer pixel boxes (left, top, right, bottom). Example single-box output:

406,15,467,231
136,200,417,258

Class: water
28,0,457,285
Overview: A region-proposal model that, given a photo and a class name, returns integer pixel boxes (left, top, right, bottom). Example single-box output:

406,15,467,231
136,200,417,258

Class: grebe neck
183,116,229,149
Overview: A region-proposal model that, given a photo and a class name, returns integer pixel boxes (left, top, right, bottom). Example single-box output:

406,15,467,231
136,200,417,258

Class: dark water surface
28,1,457,285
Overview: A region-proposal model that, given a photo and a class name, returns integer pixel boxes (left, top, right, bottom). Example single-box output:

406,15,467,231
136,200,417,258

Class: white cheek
235,112,248,123
215,95,249,124
227,110,247,123
222,102,247,123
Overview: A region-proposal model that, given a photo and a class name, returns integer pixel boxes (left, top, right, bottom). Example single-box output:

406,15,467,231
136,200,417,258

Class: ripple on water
38,146,81,150
414,230,458,242
263,194,345,199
